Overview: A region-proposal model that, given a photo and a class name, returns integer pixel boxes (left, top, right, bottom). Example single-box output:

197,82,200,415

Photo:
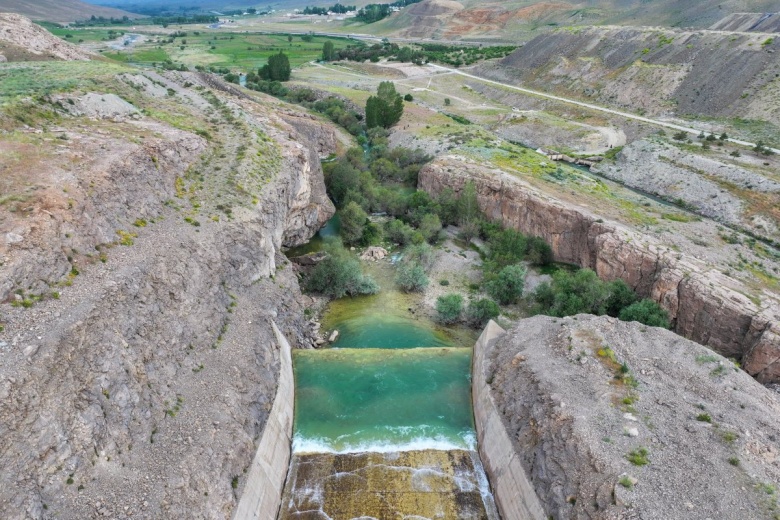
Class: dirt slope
377,0,780,41
478,26,780,126
711,12,780,32
0,13,93,61
0,0,139,23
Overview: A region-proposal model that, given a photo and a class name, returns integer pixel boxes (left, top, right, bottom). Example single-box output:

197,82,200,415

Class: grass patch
626,447,650,466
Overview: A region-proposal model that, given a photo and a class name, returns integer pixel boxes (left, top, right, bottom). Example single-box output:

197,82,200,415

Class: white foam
292,432,476,454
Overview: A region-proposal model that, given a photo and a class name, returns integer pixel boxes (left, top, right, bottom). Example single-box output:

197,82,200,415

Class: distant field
37,22,124,43
94,30,353,71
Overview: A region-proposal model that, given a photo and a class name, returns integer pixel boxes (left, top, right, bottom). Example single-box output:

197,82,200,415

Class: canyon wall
419,157,780,382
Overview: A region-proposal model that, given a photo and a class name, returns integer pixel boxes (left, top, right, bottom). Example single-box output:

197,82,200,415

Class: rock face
0,13,94,61
479,315,780,519
419,157,780,381
0,70,335,518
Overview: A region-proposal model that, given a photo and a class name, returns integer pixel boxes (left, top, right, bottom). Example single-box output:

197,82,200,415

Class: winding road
427,64,780,154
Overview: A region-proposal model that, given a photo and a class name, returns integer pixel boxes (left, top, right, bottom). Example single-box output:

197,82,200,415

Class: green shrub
626,447,650,466
418,213,442,244
485,228,527,269
436,293,463,324
525,236,553,266
396,261,428,293
404,243,436,271
619,299,670,329
385,218,414,245
339,201,368,246
466,298,500,328
486,264,527,305
305,242,379,298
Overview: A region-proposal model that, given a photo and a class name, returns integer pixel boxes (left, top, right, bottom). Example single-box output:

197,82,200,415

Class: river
279,220,499,519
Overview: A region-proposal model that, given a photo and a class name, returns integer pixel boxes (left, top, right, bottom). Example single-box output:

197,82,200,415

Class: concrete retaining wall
233,322,295,520
472,321,546,520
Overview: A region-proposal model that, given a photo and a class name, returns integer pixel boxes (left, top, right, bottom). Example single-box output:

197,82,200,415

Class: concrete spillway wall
233,322,295,520
472,321,546,520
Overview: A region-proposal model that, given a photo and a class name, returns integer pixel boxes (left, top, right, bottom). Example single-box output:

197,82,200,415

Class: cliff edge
480,315,780,519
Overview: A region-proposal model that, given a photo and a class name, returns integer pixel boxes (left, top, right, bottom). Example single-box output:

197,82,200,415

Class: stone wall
472,320,546,520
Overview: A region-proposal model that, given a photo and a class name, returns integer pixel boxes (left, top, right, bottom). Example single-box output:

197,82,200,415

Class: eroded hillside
478,26,780,129
0,55,339,519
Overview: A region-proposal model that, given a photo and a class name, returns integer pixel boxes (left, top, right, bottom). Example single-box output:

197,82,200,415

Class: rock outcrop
419,156,780,381
0,69,335,519
0,13,93,61
478,315,780,519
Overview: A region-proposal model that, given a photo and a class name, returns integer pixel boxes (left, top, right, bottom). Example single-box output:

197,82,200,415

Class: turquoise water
329,313,452,349
293,347,475,453
291,235,478,454
285,214,341,257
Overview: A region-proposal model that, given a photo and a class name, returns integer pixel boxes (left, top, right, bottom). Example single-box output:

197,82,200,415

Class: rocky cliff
479,315,780,519
419,156,780,382
0,67,335,519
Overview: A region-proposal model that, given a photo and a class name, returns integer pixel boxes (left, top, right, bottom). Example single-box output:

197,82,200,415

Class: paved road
428,64,780,154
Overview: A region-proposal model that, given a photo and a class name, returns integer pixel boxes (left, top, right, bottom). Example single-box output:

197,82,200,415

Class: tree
365,81,404,129
404,93,413,101
486,229,527,269
339,201,368,245
436,294,463,324
305,241,379,298
396,262,428,292
259,51,291,82
605,279,638,317
466,299,500,328
526,236,553,266
287,34,292,42
673,131,687,140
418,213,442,243
444,98,451,106
457,181,480,239
486,264,527,305
619,299,670,328
322,41,335,61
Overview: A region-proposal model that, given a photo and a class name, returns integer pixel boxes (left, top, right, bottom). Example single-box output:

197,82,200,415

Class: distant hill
0,0,141,23
372,0,780,41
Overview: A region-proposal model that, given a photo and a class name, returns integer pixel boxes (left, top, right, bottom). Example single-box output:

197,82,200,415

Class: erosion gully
279,221,500,519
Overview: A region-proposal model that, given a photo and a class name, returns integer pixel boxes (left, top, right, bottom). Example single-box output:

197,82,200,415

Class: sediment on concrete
472,320,546,520
232,322,295,520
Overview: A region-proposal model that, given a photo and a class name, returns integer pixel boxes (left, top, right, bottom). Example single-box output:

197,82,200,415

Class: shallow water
281,233,499,518
285,214,341,257
293,347,474,453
